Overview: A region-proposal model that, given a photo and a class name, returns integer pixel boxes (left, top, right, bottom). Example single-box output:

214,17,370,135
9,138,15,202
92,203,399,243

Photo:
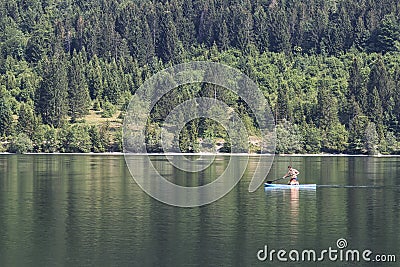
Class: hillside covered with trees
1,0,400,154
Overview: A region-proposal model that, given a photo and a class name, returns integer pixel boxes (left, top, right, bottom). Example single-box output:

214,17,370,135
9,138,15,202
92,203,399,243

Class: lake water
0,155,399,266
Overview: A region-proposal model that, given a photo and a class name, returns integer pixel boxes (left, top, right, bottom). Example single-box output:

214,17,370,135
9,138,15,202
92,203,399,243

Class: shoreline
0,152,399,157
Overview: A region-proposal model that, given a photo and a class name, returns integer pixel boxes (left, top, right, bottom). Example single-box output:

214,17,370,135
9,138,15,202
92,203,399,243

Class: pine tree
276,82,290,122
323,122,349,153
158,7,184,63
317,80,339,131
0,86,13,136
253,5,269,52
68,51,90,122
197,0,217,46
327,13,345,54
267,6,291,52
367,58,394,124
347,57,368,118
368,86,383,125
368,15,400,53
36,54,68,127
18,71,36,103
348,97,369,153
17,103,38,138
116,2,155,64
139,17,156,65
1,19,27,60
393,66,400,127
364,122,379,155
276,120,303,153
102,59,122,104
218,19,230,51
87,54,103,100
25,12,54,62
353,16,369,50
142,1,158,60
233,5,254,51
337,3,353,49
170,0,195,50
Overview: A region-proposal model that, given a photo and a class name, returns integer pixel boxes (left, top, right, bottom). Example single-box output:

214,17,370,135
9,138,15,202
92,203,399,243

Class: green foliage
275,81,290,122
93,99,101,111
25,13,54,62
178,123,198,153
1,0,400,154
36,55,68,127
87,55,103,99
364,122,379,155
89,127,104,152
89,124,109,152
347,57,367,113
302,124,322,153
276,120,303,154
1,19,27,59
9,133,33,154
146,123,161,152
382,131,399,154
348,109,369,154
60,125,91,153
367,57,394,125
368,15,400,53
0,142,6,152
112,127,123,152
0,87,13,137
30,125,60,153
368,87,384,126
68,51,90,122
101,101,116,118
17,103,39,138
120,91,132,111
102,60,122,105
322,123,349,153
158,9,184,63
317,79,339,131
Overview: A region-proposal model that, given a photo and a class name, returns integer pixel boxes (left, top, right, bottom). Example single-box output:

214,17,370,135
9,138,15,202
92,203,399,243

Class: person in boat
284,166,300,185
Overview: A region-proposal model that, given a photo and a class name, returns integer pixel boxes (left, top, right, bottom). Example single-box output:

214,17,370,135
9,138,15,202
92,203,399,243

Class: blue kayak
264,183,317,189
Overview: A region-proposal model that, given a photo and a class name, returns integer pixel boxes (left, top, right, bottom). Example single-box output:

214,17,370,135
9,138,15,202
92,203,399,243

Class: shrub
102,101,116,118
89,125,109,152
60,125,91,153
9,133,33,154
93,99,101,111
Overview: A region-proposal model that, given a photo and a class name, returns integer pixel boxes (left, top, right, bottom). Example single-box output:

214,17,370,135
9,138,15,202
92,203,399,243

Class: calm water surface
0,155,399,266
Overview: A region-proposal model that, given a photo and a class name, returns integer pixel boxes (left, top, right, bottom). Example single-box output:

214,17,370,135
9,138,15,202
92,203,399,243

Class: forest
1,0,400,154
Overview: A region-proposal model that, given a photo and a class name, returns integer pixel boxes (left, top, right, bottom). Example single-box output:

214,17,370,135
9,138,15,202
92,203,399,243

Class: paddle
266,176,288,184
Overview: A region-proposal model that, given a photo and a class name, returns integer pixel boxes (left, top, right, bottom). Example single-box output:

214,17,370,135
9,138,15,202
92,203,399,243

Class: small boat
264,183,317,189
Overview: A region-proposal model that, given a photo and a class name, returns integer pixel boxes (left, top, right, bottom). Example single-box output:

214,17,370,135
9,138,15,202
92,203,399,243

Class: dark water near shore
0,155,399,266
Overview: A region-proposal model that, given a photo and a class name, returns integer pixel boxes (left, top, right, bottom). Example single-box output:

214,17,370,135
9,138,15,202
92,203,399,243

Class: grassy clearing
65,108,124,139
80,109,123,129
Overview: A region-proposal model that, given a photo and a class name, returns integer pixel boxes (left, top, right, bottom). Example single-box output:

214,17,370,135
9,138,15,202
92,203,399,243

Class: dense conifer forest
1,0,400,154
